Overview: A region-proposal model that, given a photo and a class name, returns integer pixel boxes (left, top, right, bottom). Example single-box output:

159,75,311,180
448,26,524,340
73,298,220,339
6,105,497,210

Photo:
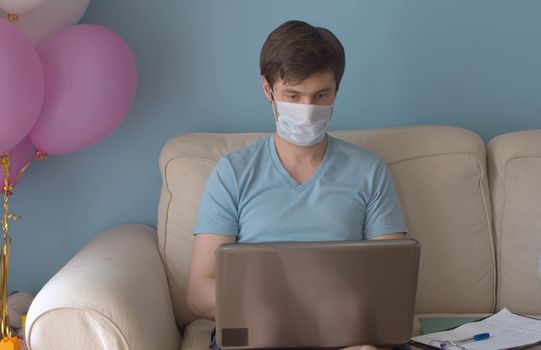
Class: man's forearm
188,277,216,320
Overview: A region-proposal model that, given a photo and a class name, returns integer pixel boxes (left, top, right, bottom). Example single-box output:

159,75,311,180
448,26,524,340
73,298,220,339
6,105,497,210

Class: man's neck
274,133,328,162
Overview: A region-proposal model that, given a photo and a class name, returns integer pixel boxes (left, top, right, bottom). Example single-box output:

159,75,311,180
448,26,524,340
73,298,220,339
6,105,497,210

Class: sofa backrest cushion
158,126,496,327
488,130,541,315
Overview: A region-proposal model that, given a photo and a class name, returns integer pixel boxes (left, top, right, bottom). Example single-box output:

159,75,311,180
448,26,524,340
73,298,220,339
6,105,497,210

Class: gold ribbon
0,150,46,339
0,154,13,338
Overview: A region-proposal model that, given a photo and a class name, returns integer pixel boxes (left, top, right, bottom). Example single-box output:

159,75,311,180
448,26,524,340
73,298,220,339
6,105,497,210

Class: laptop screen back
215,239,420,349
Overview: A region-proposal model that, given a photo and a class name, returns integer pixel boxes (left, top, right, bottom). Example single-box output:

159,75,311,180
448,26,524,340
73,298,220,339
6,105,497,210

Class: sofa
24,125,541,350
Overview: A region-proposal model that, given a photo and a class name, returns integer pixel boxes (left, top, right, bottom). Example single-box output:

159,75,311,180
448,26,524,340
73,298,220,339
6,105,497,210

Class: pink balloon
29,24,137,154
0,19,45,154
0,138,35,193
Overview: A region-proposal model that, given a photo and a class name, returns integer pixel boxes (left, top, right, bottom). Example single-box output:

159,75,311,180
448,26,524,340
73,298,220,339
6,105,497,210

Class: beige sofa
24,126,541,350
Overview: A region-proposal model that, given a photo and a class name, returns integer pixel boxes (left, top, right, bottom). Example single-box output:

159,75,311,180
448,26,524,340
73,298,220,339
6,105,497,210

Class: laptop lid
215,239,420,349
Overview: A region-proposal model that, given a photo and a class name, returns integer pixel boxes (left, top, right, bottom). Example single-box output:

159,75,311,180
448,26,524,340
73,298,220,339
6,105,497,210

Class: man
187,20,408,350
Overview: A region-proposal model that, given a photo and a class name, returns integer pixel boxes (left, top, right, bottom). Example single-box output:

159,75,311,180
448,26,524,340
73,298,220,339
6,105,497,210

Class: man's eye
287,95,298,100
317,93,328,99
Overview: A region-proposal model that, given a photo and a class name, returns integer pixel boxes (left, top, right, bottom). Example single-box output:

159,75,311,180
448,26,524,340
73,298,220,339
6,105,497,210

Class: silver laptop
215,239,420,349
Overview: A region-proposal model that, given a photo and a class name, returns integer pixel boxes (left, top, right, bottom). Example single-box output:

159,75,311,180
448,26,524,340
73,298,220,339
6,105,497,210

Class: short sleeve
193,157,239,236
363,160,408,239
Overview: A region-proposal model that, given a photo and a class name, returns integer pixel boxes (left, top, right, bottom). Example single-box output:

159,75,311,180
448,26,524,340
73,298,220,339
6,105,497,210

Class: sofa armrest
25,224,181,350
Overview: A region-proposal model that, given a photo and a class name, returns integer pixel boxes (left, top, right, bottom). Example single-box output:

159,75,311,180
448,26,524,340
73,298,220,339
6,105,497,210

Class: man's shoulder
218,135,270,170
330,136,385,167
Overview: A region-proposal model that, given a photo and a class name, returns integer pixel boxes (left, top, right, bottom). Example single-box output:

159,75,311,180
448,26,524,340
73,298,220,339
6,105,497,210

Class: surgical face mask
271,92,333,147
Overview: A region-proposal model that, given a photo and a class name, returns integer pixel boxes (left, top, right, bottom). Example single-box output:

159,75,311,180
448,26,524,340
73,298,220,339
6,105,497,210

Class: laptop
215,239,421,349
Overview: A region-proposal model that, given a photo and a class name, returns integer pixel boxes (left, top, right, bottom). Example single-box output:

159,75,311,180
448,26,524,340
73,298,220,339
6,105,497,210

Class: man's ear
261,76,273,102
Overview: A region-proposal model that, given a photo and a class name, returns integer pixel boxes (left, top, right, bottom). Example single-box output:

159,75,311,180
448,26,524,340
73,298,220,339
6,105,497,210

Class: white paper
411,308,541,350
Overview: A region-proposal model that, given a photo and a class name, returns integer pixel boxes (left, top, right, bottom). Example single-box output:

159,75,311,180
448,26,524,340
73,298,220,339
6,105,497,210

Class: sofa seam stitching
498,154,541,310
27,307,130,350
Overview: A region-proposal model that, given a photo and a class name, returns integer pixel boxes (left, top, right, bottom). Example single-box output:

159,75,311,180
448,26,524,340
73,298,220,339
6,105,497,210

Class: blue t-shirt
194,135,408,242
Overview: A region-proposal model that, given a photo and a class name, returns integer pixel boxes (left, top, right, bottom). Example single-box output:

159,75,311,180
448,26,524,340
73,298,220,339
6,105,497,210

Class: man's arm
187,233,236,320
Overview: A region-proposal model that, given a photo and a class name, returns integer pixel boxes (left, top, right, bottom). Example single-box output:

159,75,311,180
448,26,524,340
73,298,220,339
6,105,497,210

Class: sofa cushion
180,319,214,350
158,126,496,327
488,130,541,315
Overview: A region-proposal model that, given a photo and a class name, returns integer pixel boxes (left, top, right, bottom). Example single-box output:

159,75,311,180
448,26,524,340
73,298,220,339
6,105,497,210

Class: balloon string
2,150,48,197
0,154,12,338
9,150,45,192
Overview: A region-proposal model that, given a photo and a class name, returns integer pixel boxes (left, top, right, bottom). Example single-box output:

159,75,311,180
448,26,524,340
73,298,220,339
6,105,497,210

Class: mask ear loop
269,87,280,121
329,105,334,121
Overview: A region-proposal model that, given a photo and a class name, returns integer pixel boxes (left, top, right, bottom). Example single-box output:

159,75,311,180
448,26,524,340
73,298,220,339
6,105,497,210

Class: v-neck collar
269,134,333,192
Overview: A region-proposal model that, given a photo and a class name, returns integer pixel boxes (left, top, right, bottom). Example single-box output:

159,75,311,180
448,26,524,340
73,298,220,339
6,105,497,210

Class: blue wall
9,0,541,295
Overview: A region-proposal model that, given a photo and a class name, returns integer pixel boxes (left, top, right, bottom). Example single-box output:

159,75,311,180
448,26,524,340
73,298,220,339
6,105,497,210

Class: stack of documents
410,308,541,349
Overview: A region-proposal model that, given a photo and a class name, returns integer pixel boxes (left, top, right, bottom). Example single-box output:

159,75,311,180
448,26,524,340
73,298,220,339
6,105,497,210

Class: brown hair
260,20,345,91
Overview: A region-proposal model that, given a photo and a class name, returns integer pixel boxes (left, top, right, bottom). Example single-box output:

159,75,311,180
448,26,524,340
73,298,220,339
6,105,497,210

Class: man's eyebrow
281,87,333,94
315,87,332,94
282,88,302,94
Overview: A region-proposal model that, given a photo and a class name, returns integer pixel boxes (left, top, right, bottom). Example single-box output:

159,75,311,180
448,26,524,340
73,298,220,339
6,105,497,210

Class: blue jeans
209,328,219,350
209,328,411,350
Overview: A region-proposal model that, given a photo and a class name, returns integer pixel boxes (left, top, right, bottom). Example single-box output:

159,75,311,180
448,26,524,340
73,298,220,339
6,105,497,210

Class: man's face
263,71,337,117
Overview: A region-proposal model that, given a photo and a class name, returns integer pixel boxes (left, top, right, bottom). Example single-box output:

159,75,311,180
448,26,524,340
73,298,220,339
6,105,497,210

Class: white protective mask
272,92,333,146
